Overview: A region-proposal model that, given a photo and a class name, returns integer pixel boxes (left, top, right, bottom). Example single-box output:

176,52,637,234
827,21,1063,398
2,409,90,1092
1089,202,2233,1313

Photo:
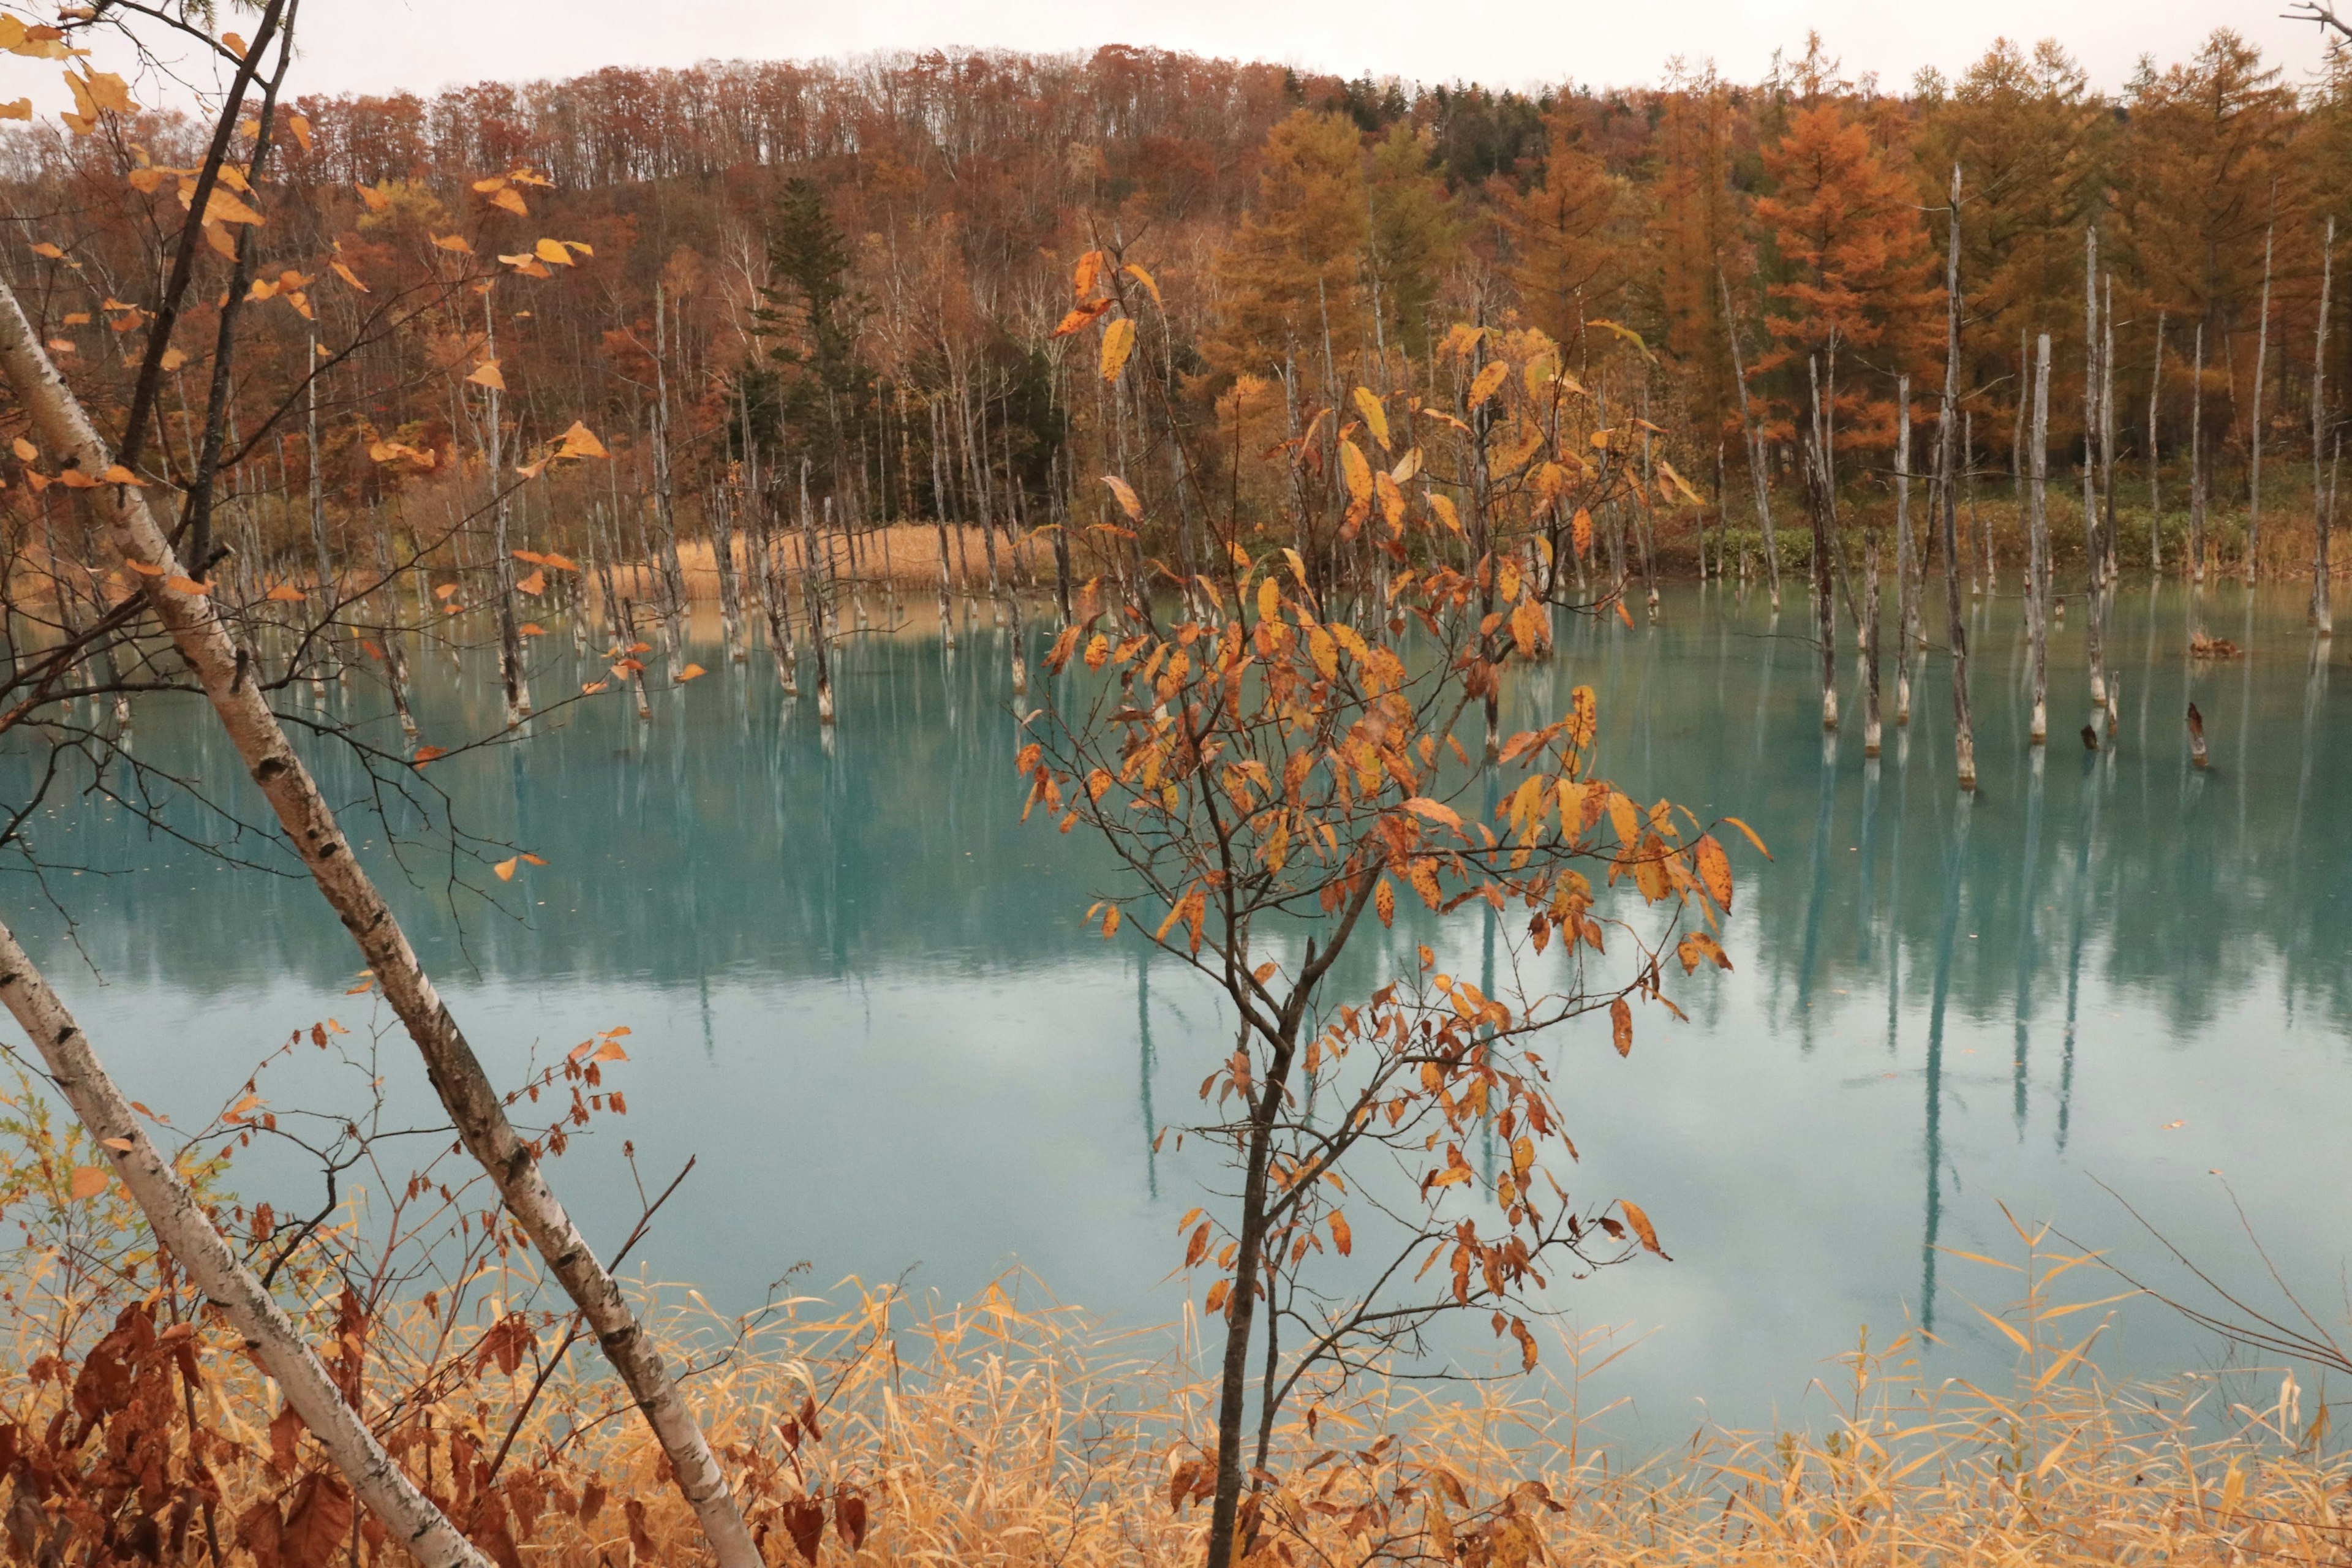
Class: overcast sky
7,0,2341,112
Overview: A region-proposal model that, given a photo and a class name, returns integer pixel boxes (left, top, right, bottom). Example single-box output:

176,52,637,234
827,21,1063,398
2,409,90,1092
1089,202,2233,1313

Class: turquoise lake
8,579,2347,1436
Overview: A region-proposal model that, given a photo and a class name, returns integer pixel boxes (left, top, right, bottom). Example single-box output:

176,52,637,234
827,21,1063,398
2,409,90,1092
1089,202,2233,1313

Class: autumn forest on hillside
2,7,2352,1568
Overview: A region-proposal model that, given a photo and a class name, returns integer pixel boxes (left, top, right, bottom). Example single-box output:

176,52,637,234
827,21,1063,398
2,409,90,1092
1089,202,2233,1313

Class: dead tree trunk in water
2149,310,2166,573
1894,374,1914,725
1936,165,1977,790
2249,210,2275,585
799,462,835,723
2081,228,2107,710
1719,266,1781,608
2192,321,2208,588
2030,331,2053,745
2314,216,2336,637
1804,355,1838,732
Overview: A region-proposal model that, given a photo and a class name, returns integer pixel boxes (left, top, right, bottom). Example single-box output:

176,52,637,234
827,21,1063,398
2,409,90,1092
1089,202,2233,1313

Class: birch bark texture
0,274,764,1568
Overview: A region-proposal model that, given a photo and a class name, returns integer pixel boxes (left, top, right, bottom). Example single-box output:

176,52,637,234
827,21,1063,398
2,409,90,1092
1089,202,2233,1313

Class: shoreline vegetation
0,1106,2339,1568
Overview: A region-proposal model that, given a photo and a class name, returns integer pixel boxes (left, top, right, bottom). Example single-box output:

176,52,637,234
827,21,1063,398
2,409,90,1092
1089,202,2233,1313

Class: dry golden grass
603,525,1061,603
5,1198,2344,1568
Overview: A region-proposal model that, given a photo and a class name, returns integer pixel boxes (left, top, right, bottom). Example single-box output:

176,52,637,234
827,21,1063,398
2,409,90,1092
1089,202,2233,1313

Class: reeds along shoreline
1,1147,2340,1568
594,498,2340,610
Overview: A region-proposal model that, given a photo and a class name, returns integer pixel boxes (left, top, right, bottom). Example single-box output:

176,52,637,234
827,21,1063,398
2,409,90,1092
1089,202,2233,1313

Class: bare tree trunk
2149,310,2166,573
369,513,418,739
2101,273,2119,586
2082,228,2108,709
484,306,529,728
1719,267,1780,608
2325,430,2341,637
652,285,687,677
1894,375,1913,725
927,401,957,650
2192,321,2208,587
2250,213,2275,585
2030,332,2053,745
713,481,745,663
1804,356,1838,731
800,463,835,722
0,279,764,1568
2314,216,2335,637
1936,166,1977,790
304,329,343,690
0,920,490,1568
1863,532,1882,757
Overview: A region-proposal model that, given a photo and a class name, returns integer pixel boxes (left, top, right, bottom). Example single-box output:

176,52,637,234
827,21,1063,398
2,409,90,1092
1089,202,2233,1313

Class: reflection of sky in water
7,583,2349,1437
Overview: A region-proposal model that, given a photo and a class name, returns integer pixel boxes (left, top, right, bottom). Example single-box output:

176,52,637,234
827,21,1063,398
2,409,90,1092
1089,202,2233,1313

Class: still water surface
9,582,2349,1434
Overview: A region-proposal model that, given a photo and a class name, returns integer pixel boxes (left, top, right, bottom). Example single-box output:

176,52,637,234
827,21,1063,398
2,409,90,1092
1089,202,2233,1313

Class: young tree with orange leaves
1030,279,1751,1568
1754,99,1939,454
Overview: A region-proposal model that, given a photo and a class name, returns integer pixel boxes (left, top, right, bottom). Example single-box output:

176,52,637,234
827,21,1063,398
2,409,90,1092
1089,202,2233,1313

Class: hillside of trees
3,26,2346,620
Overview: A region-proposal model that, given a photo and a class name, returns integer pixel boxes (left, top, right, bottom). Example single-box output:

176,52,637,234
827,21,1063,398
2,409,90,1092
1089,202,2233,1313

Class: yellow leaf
532,237,576,266
1468,361,1510,409
69,1165,108,1200
28,241,63,258
1658,458,1704,506
1351,387,1390,451
10,438,34,461
1338,439,1371,504
493,858,518,881
0,99,29,122
81,70,135,114
554,421,607,459
431,233,473,254
165,576,208,595
197,187,265,226
99,464,141,486
1720,815,1773,859
1610,997,1632,1056
514,568,545,596
676,663,706,683
1121,262,1161,306
1619,1197,1665,1256
1696,834,1732,908
330,260,368,292
1403,797,1461,832
221,30,246,56
287,113,312,153
490,186,528,217
267,583,307,602
467,360,505,391
1102,474,1143,521
356,181,391,212
1099,317,1135,382
160,346,186,371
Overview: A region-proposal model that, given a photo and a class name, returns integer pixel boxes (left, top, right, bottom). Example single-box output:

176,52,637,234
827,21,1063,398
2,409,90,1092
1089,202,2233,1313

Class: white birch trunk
0,919,489,1568
0,274,763,1568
